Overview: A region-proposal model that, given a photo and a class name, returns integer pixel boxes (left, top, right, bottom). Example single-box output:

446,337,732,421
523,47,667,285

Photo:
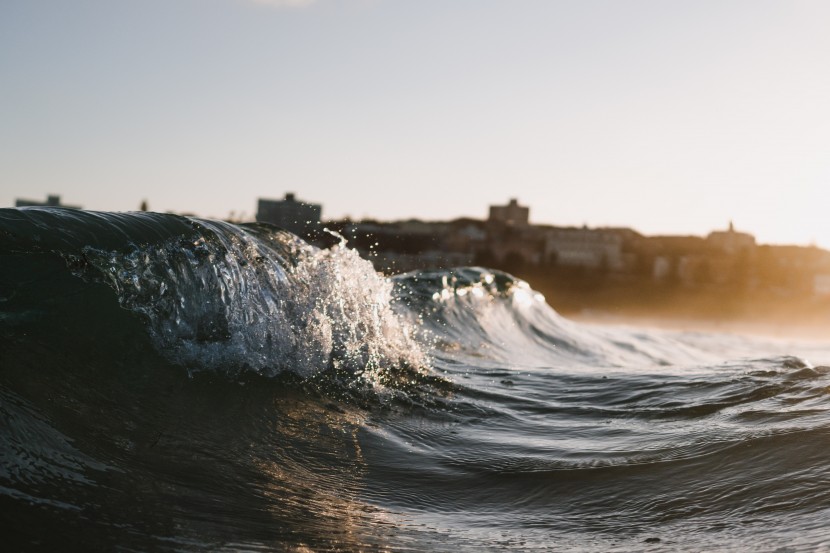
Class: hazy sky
2,0,829,246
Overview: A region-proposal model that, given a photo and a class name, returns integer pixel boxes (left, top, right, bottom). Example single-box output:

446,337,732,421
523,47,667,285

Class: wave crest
55,215,428,380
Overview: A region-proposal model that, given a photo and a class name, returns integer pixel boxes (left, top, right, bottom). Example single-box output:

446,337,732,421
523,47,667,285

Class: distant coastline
11,194,830,332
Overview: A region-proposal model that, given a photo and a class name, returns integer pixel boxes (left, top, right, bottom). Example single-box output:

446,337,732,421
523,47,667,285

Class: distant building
444,218,487,253
370,251,475,274
337,219,474,273
544,227,626,270
486,233,545,267
15,194,81,209
707,221,756,253
652,256,673,280
488,198,529,226
256,193,322,236
813,274,830,297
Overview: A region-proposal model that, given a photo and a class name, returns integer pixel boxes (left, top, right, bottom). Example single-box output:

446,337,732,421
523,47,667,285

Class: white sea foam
82,221,427,379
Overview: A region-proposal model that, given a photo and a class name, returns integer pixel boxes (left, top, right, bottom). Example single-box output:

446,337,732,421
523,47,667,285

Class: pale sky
1,0,829,246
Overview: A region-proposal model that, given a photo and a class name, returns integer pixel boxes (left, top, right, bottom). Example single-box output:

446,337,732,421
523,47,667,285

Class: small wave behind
371,267,830,550
393,267,726,371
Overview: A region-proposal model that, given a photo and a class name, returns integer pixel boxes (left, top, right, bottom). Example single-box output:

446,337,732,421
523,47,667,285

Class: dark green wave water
3,208,830,552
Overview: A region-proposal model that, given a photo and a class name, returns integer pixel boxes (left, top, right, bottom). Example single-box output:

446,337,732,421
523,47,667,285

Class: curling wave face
2,208,427,381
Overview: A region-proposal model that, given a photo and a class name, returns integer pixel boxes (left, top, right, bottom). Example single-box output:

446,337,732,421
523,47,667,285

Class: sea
3,207,830,552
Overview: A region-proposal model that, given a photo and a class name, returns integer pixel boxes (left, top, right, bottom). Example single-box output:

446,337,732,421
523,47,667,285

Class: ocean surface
3,208,830,552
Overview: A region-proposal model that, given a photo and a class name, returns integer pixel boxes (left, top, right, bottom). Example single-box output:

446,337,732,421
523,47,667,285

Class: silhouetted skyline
2,0,829,247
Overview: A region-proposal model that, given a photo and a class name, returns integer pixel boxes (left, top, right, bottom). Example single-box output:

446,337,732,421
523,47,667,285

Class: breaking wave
3,208,830,551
